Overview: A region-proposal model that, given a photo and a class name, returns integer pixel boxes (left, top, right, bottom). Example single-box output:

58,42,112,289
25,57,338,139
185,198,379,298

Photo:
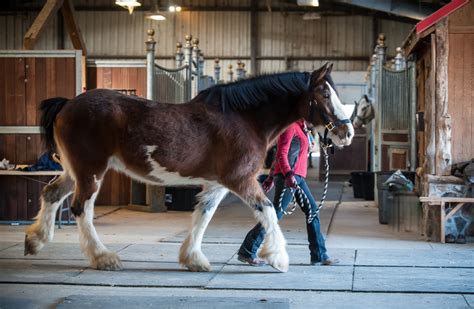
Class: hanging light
147,0,166,21
115,0,142,14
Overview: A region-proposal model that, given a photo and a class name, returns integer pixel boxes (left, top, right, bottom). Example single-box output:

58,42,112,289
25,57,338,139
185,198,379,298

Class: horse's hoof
185,262,211,272
260,251,289,273
24,234,43,256
93,252,123,271
179,251,211,272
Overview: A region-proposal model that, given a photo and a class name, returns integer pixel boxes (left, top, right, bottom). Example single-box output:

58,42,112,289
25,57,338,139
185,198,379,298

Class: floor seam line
351,249,357,292
462,294,471,307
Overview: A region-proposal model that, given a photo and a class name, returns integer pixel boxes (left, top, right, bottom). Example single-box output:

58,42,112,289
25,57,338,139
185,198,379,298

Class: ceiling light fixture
115,0,142,14
297,0,319,7
147,0,166,21
169,5,182,12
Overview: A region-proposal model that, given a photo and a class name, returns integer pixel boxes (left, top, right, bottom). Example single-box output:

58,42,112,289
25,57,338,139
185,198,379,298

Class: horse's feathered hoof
92,252,123,271
185,263,212,272
260,251,289,273
24,234,43,256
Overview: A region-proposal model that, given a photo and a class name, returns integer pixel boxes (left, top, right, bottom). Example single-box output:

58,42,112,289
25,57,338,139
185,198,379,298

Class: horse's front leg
179,184,228,272
238,181,289,272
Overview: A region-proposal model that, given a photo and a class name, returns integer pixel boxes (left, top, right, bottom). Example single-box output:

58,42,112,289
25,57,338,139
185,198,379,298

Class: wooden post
23,0,63,50
424,33,437,176
434,19,451,176
61,0,86,55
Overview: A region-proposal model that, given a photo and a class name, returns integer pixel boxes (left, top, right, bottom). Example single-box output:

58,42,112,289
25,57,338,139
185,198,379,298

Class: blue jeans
238,175,329,262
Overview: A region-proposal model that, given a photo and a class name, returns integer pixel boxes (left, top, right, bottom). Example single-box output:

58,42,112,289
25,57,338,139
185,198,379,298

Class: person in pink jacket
238,119,337,267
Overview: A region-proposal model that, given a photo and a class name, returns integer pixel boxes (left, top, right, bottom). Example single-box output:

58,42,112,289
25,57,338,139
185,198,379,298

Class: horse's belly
109,147,215,187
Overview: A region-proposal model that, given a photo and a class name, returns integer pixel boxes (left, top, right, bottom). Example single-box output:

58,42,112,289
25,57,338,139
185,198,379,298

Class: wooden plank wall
320,127,368,177
448,2,474,165
86,66,146,206
0,56,75,221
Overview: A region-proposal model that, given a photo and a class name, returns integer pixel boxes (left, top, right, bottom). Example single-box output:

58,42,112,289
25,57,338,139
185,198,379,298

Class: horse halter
309,99,351,148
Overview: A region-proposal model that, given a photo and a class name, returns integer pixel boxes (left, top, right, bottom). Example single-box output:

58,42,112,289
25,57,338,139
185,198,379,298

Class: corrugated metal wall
0,12,58,50
0,9,414,74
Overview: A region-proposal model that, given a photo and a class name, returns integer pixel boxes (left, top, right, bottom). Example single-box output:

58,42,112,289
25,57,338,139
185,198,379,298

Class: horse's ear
364,94,369,102
327,63,334,74
354,100,359,106
311,63,329,84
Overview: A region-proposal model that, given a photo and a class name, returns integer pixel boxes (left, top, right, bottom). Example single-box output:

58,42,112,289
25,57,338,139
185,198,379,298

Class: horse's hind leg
72,174,122,270
179,184,228,272
25,174,74,255
236,180,289,272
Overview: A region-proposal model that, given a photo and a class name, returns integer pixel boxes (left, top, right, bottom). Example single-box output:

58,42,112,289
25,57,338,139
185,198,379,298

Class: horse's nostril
347,131,352,139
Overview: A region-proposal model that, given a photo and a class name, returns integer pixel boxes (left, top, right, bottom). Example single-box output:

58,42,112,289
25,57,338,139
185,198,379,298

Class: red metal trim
416,0,470,34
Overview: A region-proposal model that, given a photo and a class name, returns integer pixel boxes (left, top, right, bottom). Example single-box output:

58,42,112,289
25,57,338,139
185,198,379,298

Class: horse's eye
323,92,330,99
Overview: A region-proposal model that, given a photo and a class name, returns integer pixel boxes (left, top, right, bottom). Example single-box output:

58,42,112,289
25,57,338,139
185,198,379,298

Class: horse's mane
194,72,311,112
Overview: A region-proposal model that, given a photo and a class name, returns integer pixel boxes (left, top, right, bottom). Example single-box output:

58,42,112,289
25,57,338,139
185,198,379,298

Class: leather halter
309,99,351,148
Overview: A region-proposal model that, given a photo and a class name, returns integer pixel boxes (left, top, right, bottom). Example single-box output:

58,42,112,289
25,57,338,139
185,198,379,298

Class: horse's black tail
39,97,69,151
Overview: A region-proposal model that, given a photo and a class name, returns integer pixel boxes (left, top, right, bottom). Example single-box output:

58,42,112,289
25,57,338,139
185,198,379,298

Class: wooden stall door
0,56,76,221
320,127,368,178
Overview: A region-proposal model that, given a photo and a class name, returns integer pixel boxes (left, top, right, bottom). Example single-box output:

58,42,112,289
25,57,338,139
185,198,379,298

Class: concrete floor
0,175,473,308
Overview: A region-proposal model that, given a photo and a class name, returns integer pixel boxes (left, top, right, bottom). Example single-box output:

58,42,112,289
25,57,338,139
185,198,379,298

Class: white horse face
307,64,354,147
351,95,374,129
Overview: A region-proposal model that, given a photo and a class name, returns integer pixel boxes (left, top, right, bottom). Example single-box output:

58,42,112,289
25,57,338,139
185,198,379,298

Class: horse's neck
248,97,304,143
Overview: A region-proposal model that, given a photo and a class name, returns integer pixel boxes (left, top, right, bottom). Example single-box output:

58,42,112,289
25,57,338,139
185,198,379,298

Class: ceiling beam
23,0,63,50
61,0,87,56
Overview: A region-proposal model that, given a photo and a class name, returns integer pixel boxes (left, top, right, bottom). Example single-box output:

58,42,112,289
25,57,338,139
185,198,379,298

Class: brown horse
25,63,353,272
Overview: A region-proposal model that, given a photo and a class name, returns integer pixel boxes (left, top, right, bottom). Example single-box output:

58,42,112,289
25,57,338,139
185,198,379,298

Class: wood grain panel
25,58,37,125
14,58,26,126
322,133,368,176
382,133,409,143
448,33,474,164
0,58,6,125
1,56,77,220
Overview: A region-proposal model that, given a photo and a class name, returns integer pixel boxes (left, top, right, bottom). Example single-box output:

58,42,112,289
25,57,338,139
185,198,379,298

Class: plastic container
351,172,374,200
351,172,365,198
388,191,420,233
376,171,416,224
379,188,392,224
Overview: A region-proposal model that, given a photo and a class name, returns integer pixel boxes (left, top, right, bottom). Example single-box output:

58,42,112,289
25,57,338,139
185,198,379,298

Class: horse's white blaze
144,146,215,186
326,81,354,146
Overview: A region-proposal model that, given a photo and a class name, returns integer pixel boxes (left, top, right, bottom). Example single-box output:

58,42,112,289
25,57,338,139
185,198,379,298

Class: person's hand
262,176,274,193
284,171,297,189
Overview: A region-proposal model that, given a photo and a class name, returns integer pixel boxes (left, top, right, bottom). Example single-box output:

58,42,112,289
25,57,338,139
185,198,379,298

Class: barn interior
0,0,473,308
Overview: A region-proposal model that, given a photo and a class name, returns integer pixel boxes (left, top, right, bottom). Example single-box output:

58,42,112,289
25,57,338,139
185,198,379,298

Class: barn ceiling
1,0,445,22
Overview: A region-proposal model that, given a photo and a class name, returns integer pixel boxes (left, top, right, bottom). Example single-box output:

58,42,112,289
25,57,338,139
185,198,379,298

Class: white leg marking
25,175,73,255
179,185,228,272
76,180,122,270
25,193,72,254
255,199,289,272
